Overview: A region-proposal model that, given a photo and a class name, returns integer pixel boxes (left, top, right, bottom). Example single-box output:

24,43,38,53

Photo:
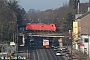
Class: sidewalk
67,46,88,60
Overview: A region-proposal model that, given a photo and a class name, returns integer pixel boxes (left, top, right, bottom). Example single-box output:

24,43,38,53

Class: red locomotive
26,23,56,31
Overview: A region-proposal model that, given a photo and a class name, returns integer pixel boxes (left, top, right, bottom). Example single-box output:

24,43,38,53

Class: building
73,11,90,54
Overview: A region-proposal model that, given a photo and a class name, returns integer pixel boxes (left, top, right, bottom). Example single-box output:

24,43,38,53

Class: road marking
43,49,49,60
36,49,40,60
33,50,36,60
46,49,53,60
50,49,58,60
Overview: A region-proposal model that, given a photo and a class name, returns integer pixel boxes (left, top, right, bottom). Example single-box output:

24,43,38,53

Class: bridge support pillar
58,38,63,47
22,34,25,45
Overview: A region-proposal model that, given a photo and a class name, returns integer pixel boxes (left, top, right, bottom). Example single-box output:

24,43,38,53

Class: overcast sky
18,0,89,11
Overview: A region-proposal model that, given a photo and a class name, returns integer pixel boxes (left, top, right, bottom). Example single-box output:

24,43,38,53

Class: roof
77,11,90,19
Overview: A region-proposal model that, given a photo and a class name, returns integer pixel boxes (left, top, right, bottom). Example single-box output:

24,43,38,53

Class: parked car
65,52,70,57
60,47,68,53
60,46,66,50
53,47,58,51
62,49,68,53
55,51,62,56
67,56,71,60
51,43,59,48
51,44,55,48
65,53,72,60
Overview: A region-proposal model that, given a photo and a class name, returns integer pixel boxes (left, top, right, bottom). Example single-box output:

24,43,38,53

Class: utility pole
89,0,90,7
88,35,90,60
16,24,18,60
77,0,80,14
69,30,73,60
70,37,73,60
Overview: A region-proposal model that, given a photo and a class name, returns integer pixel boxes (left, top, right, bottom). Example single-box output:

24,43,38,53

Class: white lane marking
45,49,54,60
37,49,44,60
33,50,36,60
50,49,58,60
43,49,49,60
36,49,40,60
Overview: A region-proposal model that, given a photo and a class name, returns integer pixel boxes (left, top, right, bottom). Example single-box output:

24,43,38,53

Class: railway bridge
18,32,69,47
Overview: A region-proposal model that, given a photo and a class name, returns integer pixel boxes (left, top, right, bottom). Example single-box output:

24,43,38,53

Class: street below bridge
18,36,68,60
18,46,68,60
29,47,68,60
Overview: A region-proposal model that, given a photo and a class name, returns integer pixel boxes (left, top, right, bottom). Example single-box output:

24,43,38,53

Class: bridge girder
18,33,68,38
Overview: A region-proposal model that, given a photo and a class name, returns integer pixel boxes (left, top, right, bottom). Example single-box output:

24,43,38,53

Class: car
51,43,59,48
56,51,62,56
67,56,71,60
46,45,50,48
65,52,70,57
65,53,72,60
53,47,58,51
60,46,66,50
60,47,68,53
62,49,68,53
51,44,54,48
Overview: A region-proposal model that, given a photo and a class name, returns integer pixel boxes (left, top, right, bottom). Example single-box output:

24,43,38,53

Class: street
18,46,68,60
29,47,68,60
18,36,69,60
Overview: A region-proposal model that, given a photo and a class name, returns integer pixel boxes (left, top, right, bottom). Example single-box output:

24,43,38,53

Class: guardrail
0,56,26,60
0,53,7,55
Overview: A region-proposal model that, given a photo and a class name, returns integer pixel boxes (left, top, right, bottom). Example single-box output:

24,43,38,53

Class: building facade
73,12,90,54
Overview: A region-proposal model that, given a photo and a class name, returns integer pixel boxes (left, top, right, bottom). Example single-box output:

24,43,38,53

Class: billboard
73,21,78,44
43,39,49,46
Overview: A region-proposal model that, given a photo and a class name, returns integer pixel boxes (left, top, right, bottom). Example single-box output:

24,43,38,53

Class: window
84,38,88,42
